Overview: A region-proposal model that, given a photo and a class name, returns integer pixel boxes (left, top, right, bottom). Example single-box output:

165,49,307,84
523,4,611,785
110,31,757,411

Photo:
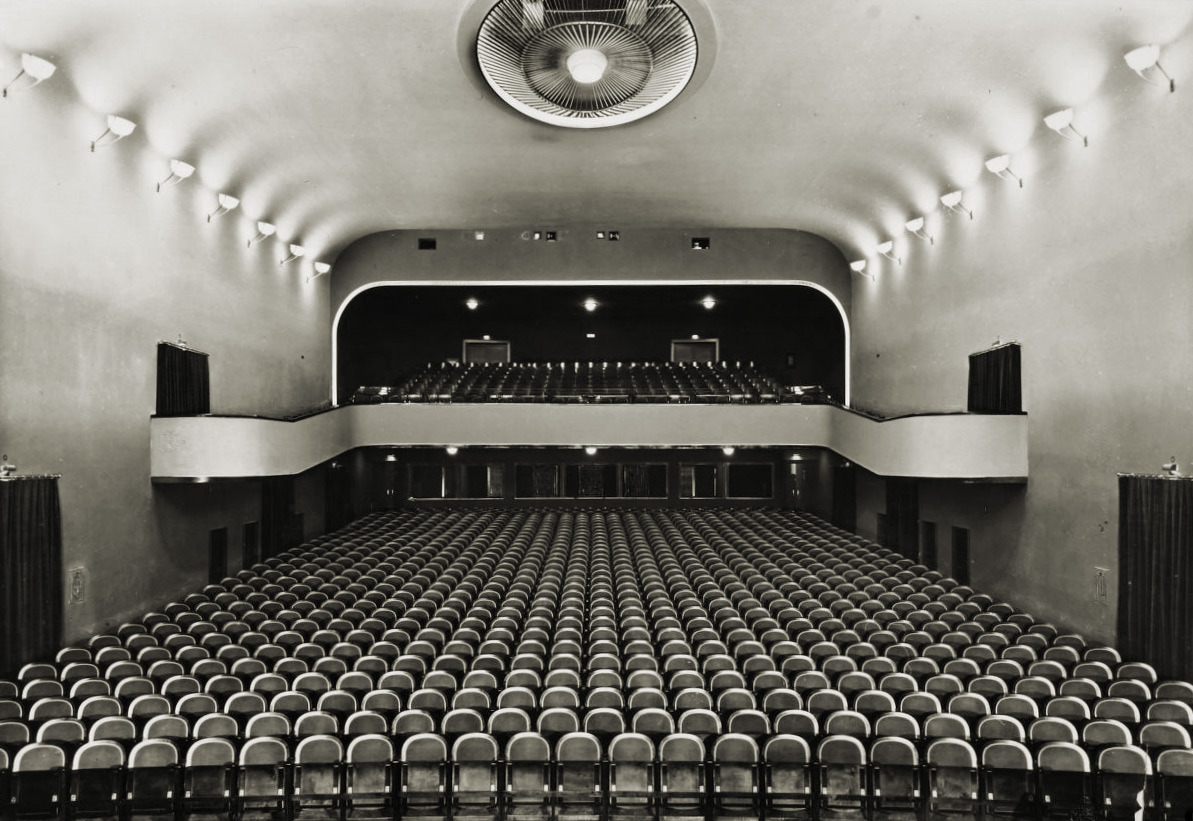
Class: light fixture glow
583,298,597,312
474,231,485,240
701,296,716,310
466,298,479,310
1124,44,1174,92
446,446,459,456
940,190,974,219
877,240,902,265
90,115,137,152
849,259,875,281
279,244,306,266
566,49,609,84
247,221,276,247
905,217,934,245
586,333,596,339
722,447,736,456
985,154,1023,187
2,53,57,98
306,261,332,281
156,159,196,192
585,446,598,455
206,193,240,222
1043,108,1088,147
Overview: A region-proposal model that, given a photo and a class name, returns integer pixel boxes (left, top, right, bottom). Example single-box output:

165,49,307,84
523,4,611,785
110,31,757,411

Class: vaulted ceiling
2,0,1189,266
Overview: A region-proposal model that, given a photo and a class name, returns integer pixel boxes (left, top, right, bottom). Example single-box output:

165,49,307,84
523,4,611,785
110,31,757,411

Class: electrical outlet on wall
1094,566,1110,604
68,567,86,605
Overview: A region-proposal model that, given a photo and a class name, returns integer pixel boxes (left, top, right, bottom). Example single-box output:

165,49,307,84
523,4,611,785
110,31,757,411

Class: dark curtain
261,477,295,559
156,342,210,416
967,343,1021,413
578,464,605,498
0,477,63,676
1118,474,1193,680
622,464,650,497
886,478,919,560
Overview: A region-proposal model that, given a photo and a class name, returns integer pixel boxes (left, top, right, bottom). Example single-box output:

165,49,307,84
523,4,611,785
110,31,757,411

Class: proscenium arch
331,280,851,407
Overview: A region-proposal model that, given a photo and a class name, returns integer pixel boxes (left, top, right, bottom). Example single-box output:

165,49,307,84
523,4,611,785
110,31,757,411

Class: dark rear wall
337,284,845,401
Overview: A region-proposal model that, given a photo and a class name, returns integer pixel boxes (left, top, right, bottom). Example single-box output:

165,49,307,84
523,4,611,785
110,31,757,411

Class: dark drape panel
886,478,919,560
1118,474,1193,680
0,477,63,676
156,342,210,416
967,343,1021,413
261,477,295,559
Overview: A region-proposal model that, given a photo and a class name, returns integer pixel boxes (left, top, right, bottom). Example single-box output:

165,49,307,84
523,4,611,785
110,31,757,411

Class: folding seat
67,740,124,820
237,736,289,821
488,707,532,748
244,712,292,742
270,692,313,725
823,710,871,741
580,707,624,747
89,715,136,749
1013,674,1057,703
926,674,965,702
11,742,67,819
1060,677,1102,703
192,713,239,742
1037,741,1092,819
37,718,86,758
552,733,602,820
295,712,339,740
0,720,31,756
986,660,1025,684
878,671,918,699
143,715,189,746
77,694,122,726
450,733,499,819
710,733,759,817
179,737,236,819
607,733,654,814
343,710,389,738
292,734,344,818
925,737,979,815
757,734,810,820
948,693,991,731
899,692,942,722
225,691,268,732
1117,662,1159,685
1142,721,1193,758
976,715,1026,743
1157,748,1193,821
630,708,675,746
124,739,181,819
869,736,922,814
805,689,848,721
980,738,1035,816
504,732,550,821
1097,745,1152,821
818,735,867,811
1080,719,1132,761
1157,681,1193,707
726,709,770,742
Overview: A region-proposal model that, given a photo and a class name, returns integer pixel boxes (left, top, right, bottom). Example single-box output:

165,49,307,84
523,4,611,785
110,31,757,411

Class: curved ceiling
1,0,1190,267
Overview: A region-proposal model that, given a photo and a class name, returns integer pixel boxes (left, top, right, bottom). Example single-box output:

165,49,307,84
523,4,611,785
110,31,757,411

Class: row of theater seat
351,360,821,404
1,506,1192,820
3,729,1192,819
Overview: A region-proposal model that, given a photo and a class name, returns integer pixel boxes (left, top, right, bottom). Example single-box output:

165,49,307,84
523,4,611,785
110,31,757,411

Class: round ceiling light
476,0,698,128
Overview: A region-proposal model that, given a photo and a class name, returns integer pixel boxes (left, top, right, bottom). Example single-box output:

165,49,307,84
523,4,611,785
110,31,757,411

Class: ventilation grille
477,0,698,128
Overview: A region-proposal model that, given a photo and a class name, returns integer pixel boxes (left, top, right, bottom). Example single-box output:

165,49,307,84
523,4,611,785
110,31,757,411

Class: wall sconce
3,53,57,98
465,297,479,310
940,190,973,219
722,446,736,456
247,221,276,247
156,159,195,192
445,446,460,456
877,240,902,265
585,446,598,455
1043,108,1088,147
1124,44,1175,92
583,298,597,312
306,261,331,283
985,154,1022,187
279,243,305,266
701,296,716,310
850,259,875,281
90,114,136,152
905,217,934,244
207,193,239,222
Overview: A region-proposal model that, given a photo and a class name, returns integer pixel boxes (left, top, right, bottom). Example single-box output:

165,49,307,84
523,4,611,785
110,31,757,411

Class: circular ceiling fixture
476,0,698,128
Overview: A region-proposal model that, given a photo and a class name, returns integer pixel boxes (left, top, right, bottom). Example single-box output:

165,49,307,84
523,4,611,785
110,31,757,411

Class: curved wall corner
328,227,853,405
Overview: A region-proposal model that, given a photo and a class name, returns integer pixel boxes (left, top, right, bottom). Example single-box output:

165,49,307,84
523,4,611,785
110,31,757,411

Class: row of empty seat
0,506,1189,820
352,361,825,404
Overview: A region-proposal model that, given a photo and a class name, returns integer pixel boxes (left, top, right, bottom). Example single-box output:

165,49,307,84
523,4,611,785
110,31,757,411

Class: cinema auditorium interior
1,1,1192,818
